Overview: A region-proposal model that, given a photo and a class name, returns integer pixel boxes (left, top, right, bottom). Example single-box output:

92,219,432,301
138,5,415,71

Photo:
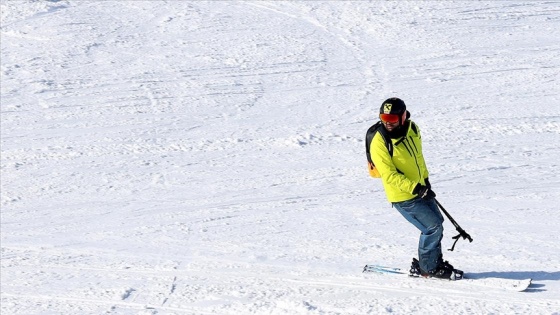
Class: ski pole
434,198,473,251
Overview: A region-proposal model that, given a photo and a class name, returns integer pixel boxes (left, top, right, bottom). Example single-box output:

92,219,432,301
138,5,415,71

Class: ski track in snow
1,1,560,314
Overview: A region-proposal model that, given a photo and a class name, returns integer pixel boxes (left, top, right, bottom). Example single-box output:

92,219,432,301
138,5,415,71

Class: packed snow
1,1,560,314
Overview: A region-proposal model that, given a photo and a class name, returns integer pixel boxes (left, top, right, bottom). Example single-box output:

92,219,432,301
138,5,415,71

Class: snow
1,0,559,314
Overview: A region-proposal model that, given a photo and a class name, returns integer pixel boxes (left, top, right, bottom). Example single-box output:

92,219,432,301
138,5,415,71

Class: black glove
425,178,431,190
413,184,436,200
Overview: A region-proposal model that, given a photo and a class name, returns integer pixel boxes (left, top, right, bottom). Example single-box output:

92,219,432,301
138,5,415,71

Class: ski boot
409,257,464,280
434,258,464,280
409,258,422,277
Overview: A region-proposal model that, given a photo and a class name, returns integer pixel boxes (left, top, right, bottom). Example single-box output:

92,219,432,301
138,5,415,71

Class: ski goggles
379,113,401,123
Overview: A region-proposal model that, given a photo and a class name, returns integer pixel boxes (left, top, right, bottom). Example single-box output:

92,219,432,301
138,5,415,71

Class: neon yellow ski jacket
369,121,429,203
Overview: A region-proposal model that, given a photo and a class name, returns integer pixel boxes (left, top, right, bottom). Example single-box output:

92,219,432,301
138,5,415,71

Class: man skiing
369,97,457,279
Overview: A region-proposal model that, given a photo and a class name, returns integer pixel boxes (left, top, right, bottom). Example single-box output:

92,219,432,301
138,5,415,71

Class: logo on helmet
383,103,392,114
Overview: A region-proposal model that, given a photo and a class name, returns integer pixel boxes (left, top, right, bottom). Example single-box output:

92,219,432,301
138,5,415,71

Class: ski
363,264,532,292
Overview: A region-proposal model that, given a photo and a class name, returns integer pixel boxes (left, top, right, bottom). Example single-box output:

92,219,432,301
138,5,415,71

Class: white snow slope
1,1,560,314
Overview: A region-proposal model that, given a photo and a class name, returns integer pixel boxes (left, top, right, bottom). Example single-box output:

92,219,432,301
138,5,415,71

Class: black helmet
379,97,408,126
380,97,406,115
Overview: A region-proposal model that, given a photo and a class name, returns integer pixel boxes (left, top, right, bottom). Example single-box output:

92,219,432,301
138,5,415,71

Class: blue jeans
393,197,444,272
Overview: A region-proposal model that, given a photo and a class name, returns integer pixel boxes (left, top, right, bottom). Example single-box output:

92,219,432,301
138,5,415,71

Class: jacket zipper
401,137,422,180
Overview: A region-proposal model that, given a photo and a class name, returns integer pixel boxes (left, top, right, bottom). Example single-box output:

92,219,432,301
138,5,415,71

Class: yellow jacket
369,121,429,202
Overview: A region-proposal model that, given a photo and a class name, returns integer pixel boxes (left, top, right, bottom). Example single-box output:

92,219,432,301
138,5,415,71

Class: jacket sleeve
370,133,417,194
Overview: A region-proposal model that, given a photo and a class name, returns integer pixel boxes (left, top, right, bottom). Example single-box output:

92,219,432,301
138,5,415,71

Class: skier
369,97,457,279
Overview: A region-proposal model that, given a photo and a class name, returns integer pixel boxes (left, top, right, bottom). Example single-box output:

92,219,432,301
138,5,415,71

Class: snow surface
1,1,560,314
